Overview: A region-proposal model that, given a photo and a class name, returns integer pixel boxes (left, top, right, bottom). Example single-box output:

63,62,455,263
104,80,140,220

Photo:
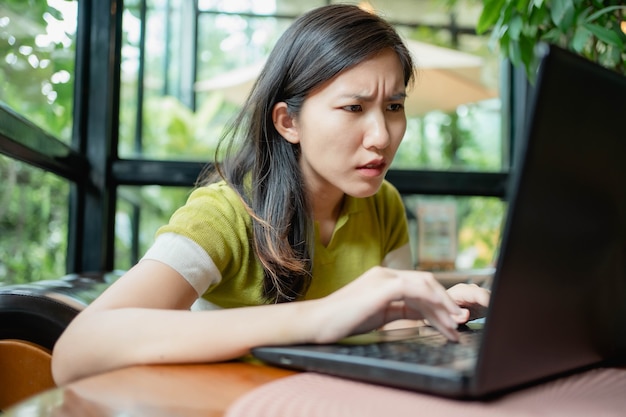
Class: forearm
52,267,488,385
52,301,322,385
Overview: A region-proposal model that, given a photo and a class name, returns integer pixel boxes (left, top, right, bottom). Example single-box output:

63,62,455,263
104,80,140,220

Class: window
0,0,77,285
1,0,514,286
0,154,69,284
0,0,76,143
115,0,507,272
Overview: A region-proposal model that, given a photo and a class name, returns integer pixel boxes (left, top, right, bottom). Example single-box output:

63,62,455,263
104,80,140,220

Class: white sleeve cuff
141,232,222,296
382,243,414,270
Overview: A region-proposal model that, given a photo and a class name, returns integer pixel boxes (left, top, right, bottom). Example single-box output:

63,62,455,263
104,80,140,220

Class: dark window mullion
68,0,123,274
0,105,87,182
111,158,508,198
134,0,148,155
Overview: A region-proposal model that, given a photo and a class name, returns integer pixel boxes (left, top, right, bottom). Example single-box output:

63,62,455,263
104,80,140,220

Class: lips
357,159,387,177
358,159,385,170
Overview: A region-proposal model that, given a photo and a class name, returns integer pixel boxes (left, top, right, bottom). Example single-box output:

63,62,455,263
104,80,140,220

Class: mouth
357,160,387,177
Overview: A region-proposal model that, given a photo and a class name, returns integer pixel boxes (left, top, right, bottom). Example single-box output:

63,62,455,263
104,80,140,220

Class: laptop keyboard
334,330,481,366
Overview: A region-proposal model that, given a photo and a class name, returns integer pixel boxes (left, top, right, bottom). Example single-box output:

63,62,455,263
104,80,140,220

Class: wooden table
3,361,294,417
5,361,626,416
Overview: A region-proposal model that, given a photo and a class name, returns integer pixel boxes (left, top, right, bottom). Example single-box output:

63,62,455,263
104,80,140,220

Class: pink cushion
226,367,626,417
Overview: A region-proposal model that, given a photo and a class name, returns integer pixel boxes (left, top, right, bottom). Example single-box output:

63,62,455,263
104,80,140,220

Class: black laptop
251,44,626,399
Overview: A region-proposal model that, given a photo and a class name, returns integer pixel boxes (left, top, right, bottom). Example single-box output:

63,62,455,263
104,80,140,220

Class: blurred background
1,0,508,285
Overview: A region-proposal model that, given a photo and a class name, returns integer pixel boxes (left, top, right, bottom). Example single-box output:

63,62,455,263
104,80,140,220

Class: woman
52,4,490,385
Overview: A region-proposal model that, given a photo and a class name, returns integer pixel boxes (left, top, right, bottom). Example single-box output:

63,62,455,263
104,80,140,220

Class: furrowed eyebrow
340,92,407,101
389,92,407,101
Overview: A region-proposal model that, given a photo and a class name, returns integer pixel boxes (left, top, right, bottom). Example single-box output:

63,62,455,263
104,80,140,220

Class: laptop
251,43,626,399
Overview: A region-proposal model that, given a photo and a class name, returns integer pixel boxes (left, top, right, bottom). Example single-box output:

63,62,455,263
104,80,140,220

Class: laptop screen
474,43,626,395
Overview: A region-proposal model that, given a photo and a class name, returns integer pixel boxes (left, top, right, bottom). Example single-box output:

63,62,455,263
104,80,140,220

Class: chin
347,180,384,199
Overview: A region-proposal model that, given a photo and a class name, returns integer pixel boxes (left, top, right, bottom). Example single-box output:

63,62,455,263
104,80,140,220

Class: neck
311,188,344,221
310,189,345,246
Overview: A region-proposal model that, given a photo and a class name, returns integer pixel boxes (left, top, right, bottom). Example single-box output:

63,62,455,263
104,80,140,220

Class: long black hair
200,4,415,303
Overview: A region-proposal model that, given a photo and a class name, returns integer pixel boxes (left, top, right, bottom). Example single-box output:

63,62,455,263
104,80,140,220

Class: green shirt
145,180,409,307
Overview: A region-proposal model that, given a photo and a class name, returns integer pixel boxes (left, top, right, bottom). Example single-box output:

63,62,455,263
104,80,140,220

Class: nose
362,111,391,150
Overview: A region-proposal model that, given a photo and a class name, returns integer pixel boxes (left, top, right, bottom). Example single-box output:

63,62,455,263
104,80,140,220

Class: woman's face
284,48,407,202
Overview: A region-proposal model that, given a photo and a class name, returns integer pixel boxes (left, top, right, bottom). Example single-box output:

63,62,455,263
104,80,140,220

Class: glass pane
392,99,502,171
197,0,329,15
393,23,502,171
119,1,293,160
115,185,191,270
0,0,77,143
0,154,69,285
404,194,505,274
121,0,502,172
326,0,488,33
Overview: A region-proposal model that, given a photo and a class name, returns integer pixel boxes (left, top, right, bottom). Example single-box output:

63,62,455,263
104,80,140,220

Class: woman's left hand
382,283,490,330
446,283,490,322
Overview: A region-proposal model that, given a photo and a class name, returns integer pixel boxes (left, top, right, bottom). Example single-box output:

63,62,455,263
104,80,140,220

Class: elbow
51,317,97,385
51,358,70,386
51,332,79,386
51,311,131,385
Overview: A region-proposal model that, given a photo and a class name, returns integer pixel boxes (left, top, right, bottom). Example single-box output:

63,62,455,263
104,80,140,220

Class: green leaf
515,0,528,13
497,30,511,58
507,39,523,67
584,23,625,49
531,0,544,9
550,0,576,31
519,34,538,79
508,14,524,41
541,27,564,44
528,2,550,30
571,26,592,53
575,7,592,25
585,5,626,23
477,0,507,34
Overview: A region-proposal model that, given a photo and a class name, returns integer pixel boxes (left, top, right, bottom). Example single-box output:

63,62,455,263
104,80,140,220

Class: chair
0,339,55,410
0,272,118,410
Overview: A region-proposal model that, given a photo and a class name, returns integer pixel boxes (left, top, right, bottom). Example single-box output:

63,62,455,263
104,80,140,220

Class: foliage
0,0,76,141
456,197,503,268
0,0,76,285
476,0,626,80
1,0,508,285
114,186,192,271
0,155,69,284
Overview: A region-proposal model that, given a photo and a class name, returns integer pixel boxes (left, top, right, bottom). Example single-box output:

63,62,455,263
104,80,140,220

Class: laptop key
336,331,480,366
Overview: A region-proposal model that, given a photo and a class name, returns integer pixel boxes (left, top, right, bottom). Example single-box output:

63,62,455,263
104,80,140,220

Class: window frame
0,0,529,278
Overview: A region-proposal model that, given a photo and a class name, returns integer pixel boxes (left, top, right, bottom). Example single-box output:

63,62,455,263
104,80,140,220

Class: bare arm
52,260,320,384
52,261,486,385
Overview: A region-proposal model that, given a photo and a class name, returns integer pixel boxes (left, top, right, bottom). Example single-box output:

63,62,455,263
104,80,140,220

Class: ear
272,102,300,144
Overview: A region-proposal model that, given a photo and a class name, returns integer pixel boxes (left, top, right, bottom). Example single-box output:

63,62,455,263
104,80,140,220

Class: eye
343,104,363,112
387,103,404,112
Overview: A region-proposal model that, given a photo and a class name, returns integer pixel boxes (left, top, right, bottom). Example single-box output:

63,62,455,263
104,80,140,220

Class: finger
431,278,465,314
421,309,460,342
452,308,470,323
402,272,464,317
448,283,491,306
460,292,491,320
399,274,465,339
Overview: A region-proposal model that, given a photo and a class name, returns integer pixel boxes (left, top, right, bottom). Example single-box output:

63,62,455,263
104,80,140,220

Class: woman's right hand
310,266,479,343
